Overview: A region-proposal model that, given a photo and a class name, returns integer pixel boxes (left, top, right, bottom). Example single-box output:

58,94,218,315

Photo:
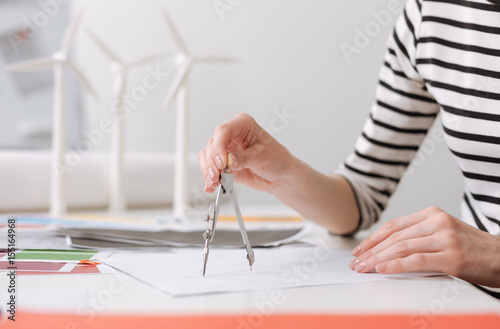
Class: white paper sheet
102,245,443,296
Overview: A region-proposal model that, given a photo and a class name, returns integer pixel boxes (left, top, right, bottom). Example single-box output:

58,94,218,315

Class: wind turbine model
87,30,167,213
161,8,237,219
8,9,99,217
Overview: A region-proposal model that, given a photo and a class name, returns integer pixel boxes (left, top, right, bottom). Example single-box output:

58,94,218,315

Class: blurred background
0,0,463,224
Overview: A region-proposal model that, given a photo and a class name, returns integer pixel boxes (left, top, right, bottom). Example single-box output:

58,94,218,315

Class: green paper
15,250,98,261
22,249,97,254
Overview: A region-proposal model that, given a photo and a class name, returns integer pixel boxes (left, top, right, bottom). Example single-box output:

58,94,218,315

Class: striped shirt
337,0,500,236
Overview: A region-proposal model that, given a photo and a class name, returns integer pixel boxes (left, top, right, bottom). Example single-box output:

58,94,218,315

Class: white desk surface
2,206,500,327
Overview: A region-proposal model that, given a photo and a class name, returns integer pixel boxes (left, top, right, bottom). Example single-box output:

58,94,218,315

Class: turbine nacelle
111,62,125,72
53,51,68,63
175,53,190,66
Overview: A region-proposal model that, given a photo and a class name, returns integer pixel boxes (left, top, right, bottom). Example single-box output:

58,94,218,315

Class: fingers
201,141,224,193
348,206,500,285
350,236,443,273
198,112,290,194
352,207,438,257
198,113,257,193
348,221,436,270
197,148,216,193
375,253,444,274
349,207,454,276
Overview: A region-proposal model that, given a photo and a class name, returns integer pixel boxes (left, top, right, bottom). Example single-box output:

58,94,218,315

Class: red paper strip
0,261,64,271
16,264,102,276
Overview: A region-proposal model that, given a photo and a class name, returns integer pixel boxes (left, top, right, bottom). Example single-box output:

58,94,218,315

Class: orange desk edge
3,312,499,329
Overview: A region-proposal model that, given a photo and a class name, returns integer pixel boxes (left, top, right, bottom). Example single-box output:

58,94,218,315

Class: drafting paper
102,246,444,297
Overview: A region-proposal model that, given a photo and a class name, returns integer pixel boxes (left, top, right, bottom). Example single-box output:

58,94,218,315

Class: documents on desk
1,215,306,250
1,215,445,297
56,225,306,249
102,245,444,297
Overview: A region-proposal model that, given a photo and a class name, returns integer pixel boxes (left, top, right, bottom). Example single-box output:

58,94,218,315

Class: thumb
227,152,243,171
227,147,269,171
228,149,262,171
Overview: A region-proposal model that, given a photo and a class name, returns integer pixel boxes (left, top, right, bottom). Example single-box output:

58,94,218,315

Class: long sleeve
336,0,441,232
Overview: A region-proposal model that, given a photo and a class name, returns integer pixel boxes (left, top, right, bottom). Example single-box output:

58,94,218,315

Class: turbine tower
161,8,237,219
87,30,167,213
8,9,99,216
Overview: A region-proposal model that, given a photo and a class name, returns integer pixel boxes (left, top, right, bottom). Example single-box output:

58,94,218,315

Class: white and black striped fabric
337,0,500,236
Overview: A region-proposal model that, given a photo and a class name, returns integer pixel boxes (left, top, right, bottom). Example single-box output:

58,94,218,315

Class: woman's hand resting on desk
198,113,299,194
349,206,500,287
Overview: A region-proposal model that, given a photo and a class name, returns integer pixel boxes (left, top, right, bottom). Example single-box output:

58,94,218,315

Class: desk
1,207,500,329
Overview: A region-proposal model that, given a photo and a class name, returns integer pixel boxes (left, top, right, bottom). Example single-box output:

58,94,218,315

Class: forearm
269,157,360,235
198,113,360,234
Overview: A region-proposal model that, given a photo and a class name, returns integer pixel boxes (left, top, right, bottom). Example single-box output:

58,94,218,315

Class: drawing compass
202,170,255,276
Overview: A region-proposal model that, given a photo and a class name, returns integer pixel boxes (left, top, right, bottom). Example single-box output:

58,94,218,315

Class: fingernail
215,155,223,170
352,246,362,257
354,262,366,272
208,167,216,180
376,263,388,273
349,258,360,268
204,183,208,191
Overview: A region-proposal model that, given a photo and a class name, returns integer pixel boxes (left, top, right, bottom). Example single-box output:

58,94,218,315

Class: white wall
0,1,84,149
69,0,462,222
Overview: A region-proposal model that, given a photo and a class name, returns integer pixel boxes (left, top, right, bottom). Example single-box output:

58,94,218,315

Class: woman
198,0,500,288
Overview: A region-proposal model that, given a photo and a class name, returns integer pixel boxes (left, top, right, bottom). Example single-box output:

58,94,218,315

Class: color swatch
0,261,75,272
14,249,98,261
0,249,112,275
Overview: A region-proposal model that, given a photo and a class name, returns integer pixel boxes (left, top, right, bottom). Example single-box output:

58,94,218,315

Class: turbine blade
7,57,57,71
87,29,122,64
62,8,85,53
67,61,100,101
128,52,169,68
194,55,239,64
162,7,189,56
162,63,191,110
